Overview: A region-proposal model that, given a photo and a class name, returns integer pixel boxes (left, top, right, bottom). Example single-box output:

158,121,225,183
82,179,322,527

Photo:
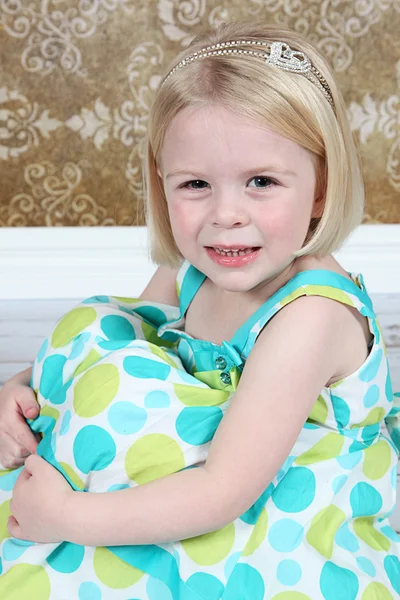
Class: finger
7,515,24,540
0,431,31,463
9,416,39,455
14,387,39,421
24,452,44,474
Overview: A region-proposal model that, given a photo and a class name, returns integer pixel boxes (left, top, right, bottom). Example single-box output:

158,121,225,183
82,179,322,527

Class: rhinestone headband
162,40,334,108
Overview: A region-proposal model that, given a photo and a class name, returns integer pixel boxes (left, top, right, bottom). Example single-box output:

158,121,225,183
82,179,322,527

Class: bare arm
61,295,347,546
139,265,180,305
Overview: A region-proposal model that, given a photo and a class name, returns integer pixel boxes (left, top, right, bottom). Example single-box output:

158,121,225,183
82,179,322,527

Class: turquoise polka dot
108,402,147,435
37,338,49,362
335,522,360,552
0,467,22,491
363,385,380,408
107,483,130,491
332,474,347,495
176,407,223,445
82,296,110,303
40,354,68,402
277,559,302,586
3,539,34,561
146,576,173,600
356,556,376,577
123,356,171,380
223,563,264,600
132,305,168,327
268,519,304,552
384,555,400,594
224,552,241,580
185,573,225,600
336,452,362,470
60,410,71,435
100,315,136,349
73,425,116,473
392,466,398,489
386,372,393,402
0,557,2,575
144,390,171,408
46,542,85,573
350,482,383,517
78,581,102,600
380,525,400,542
359,349,382,382
272,467,316,512
69,333,91,360
331,395,350,428
320,561,359,600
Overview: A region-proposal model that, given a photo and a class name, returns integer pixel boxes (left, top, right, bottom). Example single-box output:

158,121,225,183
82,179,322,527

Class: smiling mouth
208,247,260,257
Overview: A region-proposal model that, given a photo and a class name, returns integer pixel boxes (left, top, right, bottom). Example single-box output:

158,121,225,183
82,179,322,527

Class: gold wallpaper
0,0,399,227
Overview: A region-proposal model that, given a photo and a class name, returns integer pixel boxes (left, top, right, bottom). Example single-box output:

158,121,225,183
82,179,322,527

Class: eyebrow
165,166,297,179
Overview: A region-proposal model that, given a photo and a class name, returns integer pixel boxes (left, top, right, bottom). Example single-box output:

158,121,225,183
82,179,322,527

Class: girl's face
159,103,322,296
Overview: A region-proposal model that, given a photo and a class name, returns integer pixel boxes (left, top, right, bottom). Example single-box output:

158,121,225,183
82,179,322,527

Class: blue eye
248,177,275,188
181,180,209,189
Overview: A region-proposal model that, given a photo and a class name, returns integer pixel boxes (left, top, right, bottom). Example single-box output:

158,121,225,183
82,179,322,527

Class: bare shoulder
254,293,371,387
139,265,180,306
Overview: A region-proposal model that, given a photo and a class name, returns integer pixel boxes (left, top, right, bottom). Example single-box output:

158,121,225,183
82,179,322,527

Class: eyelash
179,176,278,190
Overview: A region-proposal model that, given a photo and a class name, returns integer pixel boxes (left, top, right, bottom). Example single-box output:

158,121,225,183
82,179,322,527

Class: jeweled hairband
162,40,334,108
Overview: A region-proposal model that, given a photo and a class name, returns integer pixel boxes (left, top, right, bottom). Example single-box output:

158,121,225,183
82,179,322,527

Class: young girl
0,20,399,600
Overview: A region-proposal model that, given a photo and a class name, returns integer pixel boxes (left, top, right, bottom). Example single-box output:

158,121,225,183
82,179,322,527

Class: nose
210,191,249,228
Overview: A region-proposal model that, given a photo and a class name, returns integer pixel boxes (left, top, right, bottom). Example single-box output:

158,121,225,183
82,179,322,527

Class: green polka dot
59,462,86,490
40,404,60,422
243,508,268,556
271,593,312,600
174,383,230,407
295,433,344,465
0,564,50,599
113,297,141,303
306,505,345,558
308,395,328,424
51,307,97,348
93,547,144,588
125,434,185,484
73,349,102,377
149,345,179,368
351,407,386,428
303,286,355,307
353,517,391,551
361,583,393,600
73,364,120,417
362,440,392,480
0,499,11,543
142,322,176,348
181,523,235,565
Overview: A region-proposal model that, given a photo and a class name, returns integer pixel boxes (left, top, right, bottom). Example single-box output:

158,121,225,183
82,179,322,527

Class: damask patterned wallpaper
0,0,399,227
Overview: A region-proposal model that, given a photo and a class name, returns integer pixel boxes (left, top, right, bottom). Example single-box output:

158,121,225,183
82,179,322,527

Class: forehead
160,104,312,171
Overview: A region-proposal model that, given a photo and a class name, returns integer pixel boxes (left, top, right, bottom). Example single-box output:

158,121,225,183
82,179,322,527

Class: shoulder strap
175,261,206,319
231,270,376,360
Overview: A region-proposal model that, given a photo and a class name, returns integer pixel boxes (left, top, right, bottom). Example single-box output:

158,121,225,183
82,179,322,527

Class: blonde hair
144,21,364,267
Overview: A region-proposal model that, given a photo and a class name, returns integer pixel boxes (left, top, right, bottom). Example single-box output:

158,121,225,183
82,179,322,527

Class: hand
0,376,41,469
8,454,73,543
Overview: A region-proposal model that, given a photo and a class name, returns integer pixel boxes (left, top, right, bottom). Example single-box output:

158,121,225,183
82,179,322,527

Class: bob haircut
143,21,364,267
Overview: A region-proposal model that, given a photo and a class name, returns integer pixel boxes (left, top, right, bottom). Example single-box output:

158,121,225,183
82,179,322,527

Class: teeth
214,247,255,257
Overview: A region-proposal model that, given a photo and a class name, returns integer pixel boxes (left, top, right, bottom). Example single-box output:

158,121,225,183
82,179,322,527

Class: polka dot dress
0,262,399,599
